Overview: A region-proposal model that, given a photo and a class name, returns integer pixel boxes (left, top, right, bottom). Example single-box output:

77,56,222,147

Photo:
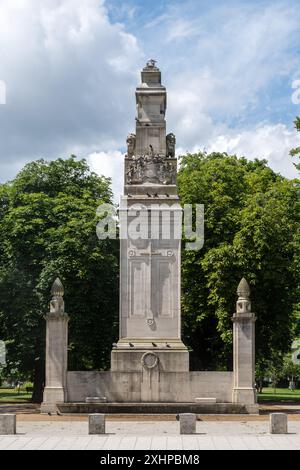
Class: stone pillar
269,413,288,434
41,278,69,413
232,278,256,404
89,414,106,434
0,414,16,434
179,413,196,434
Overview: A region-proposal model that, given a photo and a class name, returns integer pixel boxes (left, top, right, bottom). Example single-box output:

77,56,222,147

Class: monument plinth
112,59,189,376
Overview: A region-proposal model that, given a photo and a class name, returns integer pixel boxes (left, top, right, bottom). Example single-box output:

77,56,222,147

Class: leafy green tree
0,157,119,402
178,152,299,370
282,355,300,382
290,117,300,166
290,117,300,340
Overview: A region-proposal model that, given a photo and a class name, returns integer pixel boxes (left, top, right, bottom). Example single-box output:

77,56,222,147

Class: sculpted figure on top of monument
126,133,136,158
166,133,176,158
146,59,157,68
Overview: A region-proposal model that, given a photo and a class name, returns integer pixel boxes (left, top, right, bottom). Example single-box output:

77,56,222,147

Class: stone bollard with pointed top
41,278,69,414
232,278,257,405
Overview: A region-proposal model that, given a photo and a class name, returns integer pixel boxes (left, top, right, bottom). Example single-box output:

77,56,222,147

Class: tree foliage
178,152,300,370
290,117,300,166
0,148,299,400
0,157,119,401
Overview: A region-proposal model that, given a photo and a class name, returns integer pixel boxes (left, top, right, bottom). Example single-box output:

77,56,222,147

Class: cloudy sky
0,0,300,199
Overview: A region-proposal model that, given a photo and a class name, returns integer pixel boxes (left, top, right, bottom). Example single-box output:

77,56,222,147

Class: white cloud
88,150,123,201
0,79,6,105
166,19,200,42
0,0,299,197
153,2,300,182
166,3,300,123
206,123,300,179
0,0,142,181
145,13,170,29
175,122,300,180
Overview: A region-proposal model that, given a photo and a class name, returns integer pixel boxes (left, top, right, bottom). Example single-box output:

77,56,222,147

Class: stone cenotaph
42,61,258,414
111,59,189,387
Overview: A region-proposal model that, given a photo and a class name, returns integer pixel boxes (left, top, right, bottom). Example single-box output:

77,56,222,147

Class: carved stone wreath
141,351,159,369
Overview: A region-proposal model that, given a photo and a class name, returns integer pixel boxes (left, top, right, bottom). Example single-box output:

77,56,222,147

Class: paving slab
0,418,298,449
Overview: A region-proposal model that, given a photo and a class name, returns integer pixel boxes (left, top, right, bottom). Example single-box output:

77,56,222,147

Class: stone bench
0,414,16,435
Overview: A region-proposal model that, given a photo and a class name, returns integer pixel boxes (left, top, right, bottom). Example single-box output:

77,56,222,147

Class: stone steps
56,402,259,415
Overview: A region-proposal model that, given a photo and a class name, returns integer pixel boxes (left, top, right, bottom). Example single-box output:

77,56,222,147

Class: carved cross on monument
128,241,174,325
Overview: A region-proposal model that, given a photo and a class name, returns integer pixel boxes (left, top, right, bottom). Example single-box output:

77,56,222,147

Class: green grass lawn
258,387,300,403
0,388,32,403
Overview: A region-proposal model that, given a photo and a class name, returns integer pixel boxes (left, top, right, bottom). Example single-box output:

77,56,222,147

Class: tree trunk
259,378,263,394
32,357,45,403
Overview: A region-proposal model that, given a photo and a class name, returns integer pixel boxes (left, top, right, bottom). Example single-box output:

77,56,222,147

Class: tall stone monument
111,59,189,381
42,62,258,413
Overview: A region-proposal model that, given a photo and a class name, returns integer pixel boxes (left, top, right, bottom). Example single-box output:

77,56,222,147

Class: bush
21,381,33,392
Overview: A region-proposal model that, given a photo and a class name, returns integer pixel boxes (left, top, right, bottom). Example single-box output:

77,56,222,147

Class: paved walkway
0,418,300,449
